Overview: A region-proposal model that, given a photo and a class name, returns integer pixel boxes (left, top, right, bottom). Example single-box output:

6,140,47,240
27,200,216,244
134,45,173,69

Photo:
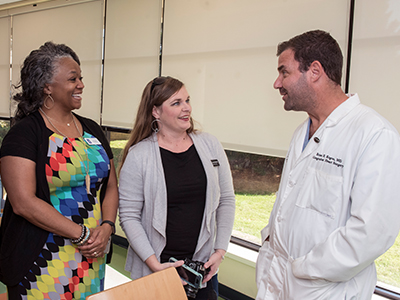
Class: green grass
110,140,127,170
109,244,131,278
375,235,400,288
232,193,275,244
0,282,5,294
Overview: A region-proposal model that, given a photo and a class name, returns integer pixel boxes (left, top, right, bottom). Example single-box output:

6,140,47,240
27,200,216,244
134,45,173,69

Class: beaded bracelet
70,224,86,244
76,227,91,246
80,227,91,246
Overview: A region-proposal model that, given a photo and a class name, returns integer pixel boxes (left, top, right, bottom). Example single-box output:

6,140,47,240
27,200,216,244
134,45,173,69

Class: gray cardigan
119,132,235,280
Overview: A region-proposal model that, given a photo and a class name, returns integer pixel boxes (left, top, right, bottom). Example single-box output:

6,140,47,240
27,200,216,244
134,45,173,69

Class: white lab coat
256,94,400,300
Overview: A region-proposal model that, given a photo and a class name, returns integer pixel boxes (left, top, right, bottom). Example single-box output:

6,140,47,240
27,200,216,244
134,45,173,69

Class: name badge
84,137,101,145
211,159,220,167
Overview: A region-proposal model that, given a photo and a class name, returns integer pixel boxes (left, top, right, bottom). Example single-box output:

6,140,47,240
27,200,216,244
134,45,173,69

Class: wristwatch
101,220,116,235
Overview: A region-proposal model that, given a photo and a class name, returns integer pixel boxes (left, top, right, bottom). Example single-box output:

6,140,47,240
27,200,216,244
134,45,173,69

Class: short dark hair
13,41,80,121
277,30,343,85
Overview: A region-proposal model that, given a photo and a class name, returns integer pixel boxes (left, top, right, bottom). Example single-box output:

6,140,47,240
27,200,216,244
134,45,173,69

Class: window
108,130,131,173
226,150,283,245
0,120,10,146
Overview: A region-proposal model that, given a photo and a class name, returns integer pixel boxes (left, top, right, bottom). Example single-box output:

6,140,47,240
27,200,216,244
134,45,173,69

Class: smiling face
273,49,315,112
152,86,192,135
45,56,84,111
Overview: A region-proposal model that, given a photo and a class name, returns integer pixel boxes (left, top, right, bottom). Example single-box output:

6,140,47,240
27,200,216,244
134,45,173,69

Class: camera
182,258,211,299
169,257,210,299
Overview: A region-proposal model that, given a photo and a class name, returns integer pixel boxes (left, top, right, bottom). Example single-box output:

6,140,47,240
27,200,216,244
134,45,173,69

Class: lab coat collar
324,93,360,128
292,94,360,166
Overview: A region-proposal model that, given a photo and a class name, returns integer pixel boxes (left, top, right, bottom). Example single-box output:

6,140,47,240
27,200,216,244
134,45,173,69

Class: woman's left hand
202,249,226,283
78,225,112,259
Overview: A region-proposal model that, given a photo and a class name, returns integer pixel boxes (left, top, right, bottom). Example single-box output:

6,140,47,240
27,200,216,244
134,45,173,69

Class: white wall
2,0,399,157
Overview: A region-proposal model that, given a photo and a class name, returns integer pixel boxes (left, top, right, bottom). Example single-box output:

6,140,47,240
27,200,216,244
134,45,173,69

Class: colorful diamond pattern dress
15,131,110,300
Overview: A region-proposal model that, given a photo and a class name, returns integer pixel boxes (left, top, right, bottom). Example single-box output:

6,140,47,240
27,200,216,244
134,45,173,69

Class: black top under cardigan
159,145,207,263
0,110,113,286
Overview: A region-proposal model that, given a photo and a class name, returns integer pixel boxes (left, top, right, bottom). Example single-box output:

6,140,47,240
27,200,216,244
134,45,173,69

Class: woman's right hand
145,255,184,273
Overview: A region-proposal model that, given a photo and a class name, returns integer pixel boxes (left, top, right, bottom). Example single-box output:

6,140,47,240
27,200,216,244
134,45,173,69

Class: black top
160,144,207,263
0,110,113,286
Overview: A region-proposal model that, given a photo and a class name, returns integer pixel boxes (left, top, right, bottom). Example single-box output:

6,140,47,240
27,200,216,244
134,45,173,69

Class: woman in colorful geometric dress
0,42,118,299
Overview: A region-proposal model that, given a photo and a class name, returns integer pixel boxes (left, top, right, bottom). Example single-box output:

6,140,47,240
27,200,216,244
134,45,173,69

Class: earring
43,94,54,109
151,119,161,133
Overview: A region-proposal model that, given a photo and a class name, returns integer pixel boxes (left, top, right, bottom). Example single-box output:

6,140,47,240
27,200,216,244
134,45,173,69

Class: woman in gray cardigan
118,76,235,299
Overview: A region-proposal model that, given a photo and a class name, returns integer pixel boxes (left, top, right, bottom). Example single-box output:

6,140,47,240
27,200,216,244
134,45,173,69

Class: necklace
40,110,73,126
39,108,91,193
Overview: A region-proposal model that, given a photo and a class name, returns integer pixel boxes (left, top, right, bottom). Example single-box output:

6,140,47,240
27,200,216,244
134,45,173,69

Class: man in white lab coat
256,30,400,300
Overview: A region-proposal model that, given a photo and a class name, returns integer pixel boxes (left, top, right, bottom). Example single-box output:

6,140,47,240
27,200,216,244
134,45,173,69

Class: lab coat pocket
256,238,272,287
296,167,343,219
286,257,333,300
